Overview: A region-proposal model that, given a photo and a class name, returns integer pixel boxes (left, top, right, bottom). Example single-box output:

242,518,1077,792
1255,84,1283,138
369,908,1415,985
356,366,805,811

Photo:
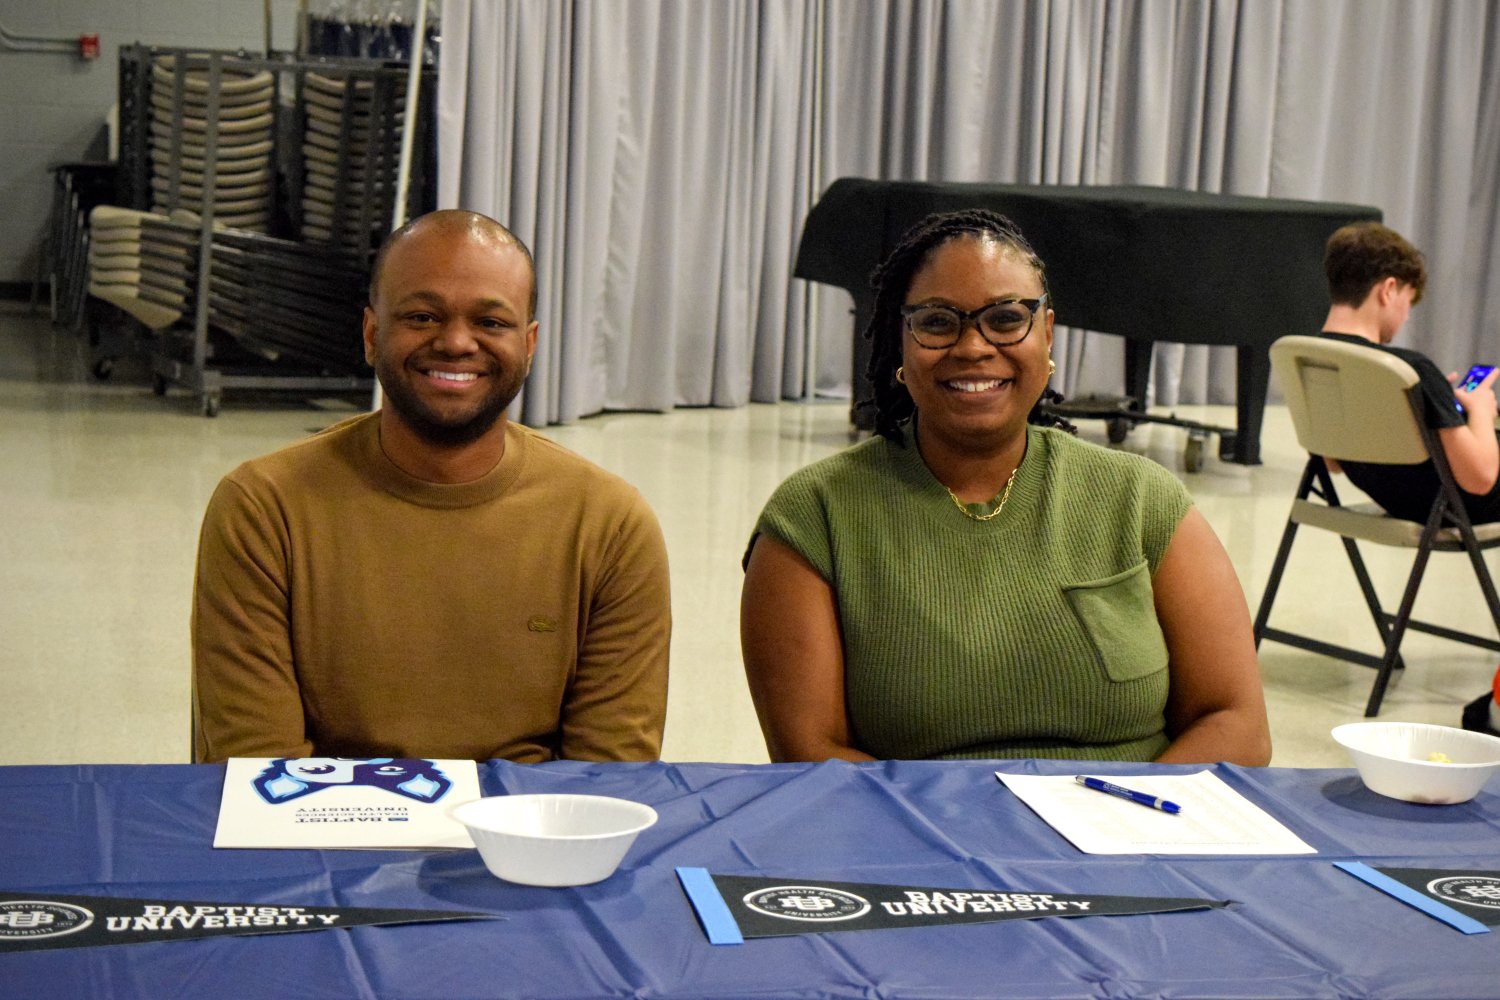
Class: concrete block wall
0,0,299,289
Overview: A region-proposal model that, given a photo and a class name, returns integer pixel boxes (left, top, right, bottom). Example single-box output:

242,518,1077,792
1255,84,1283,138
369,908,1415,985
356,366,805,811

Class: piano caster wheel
1106,416,1130,444
201,392,221,418
1184,435,1205,473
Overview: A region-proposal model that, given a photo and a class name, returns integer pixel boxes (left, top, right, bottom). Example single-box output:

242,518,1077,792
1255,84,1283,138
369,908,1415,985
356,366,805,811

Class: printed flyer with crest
214,757,482,849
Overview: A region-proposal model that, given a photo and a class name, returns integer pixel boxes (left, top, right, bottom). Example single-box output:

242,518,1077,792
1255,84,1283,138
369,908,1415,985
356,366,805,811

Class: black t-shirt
1317,332,1499,524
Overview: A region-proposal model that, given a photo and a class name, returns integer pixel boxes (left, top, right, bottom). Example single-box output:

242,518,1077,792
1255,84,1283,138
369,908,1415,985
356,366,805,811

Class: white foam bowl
1332,722,1500,804
450,794,658,886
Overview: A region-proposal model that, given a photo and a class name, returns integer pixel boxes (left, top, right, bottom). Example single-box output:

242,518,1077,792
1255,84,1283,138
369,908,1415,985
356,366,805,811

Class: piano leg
1230,345,1267,465
1123,339,1152,419
1122,338,1264,466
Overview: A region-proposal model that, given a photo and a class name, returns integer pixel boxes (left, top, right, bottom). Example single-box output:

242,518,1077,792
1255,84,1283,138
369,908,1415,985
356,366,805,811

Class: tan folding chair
1254,335,1500,716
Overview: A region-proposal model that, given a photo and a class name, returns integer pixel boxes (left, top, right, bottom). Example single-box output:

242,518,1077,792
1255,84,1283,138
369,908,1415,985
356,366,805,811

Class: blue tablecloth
2,759,1498,998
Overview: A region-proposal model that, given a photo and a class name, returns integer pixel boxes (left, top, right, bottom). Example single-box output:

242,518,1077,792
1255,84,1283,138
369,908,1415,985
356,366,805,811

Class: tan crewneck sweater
193,412,670,763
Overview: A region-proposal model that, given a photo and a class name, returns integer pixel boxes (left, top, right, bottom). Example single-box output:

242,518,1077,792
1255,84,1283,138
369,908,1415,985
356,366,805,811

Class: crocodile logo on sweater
527,616,558,633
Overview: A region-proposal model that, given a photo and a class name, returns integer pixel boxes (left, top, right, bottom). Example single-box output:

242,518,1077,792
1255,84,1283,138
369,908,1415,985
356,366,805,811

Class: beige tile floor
2,302,1495,768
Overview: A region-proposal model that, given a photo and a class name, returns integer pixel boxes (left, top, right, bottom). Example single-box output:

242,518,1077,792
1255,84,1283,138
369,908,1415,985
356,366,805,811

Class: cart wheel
151,373,168,396
1106,416,1130,444
1184,436,1205,473
92,357,114,381
201,393,221,418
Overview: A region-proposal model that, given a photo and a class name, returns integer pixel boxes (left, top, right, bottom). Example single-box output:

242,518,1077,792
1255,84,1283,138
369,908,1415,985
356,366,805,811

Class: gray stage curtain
439,0,1498,419
438,0,822,424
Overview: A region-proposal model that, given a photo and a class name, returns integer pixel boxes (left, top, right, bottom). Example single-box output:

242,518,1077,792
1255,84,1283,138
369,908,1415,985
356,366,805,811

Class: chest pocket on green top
1063,561,1168,682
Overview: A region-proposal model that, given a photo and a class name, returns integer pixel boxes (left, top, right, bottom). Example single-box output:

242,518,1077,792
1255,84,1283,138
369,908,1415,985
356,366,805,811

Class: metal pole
371,0,431,411
191,55,224,413
801,0,825,403
391,0,428,233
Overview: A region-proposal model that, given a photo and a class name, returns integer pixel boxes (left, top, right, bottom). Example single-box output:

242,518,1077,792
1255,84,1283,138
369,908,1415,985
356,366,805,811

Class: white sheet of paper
215,757,482,850
997,770,1316,855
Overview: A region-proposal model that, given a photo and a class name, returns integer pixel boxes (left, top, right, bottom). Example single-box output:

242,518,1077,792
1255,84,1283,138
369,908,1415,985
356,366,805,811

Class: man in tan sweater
192,211,671,763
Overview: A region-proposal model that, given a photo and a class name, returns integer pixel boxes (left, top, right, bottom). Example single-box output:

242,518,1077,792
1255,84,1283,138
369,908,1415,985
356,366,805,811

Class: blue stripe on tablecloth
676,866,744,945
1335,861,1490,935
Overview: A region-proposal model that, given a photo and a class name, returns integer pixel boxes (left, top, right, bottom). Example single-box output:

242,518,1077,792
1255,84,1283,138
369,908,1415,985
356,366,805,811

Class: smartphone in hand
1459,364,1495,393
1455,364,1495,413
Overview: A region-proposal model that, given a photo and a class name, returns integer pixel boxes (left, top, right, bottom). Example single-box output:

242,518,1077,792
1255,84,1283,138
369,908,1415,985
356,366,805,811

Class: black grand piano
794,178,1382,464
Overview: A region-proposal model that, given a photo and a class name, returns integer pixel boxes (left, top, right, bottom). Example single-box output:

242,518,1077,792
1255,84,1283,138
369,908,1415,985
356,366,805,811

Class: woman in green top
741,209,1270,766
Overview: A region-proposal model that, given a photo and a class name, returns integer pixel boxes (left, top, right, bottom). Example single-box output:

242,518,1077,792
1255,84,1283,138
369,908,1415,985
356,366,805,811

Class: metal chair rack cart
1253,335,1500,716
101,45,436,415
38,162,126,376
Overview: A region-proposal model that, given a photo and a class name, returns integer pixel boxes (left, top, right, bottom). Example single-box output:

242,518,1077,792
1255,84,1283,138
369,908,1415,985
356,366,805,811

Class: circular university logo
742,885,871,923
1427,876,1500,911
0,901,94,940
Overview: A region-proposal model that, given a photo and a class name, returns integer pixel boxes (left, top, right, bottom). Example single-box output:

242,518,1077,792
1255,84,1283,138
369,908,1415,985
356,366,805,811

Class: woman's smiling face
899,235,1054,453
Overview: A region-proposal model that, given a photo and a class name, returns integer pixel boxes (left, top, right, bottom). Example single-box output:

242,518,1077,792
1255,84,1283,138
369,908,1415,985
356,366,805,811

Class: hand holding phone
1454,364,1496,414
1458,365,1495,393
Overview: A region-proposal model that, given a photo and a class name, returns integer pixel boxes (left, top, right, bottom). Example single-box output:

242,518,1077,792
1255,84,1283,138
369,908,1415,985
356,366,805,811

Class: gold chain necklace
945,465,1019,522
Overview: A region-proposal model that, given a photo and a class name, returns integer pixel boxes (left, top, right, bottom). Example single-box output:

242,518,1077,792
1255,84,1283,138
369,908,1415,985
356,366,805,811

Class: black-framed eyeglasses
901,295,1049,349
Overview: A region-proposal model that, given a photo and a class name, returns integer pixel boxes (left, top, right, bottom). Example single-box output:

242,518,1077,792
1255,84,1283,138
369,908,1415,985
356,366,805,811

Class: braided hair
860,208,1076,443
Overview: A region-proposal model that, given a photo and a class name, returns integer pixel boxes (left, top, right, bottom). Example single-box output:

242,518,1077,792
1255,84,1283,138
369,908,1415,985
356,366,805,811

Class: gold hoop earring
1047,357,1057,376
895,366,906,385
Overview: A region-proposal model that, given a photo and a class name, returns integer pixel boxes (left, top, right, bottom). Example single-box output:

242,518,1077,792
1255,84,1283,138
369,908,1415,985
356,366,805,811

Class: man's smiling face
363,221,538,448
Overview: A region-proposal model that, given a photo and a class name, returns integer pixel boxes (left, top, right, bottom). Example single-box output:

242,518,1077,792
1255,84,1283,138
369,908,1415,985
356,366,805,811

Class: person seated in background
1319,221,1500,522
739,209,1271,767
193,210,671,764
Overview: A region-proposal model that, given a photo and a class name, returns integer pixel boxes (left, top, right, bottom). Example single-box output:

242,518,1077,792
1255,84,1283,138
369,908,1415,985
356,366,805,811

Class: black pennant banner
0,892,499,952
1376,867,1500,927
1334,863,1500,935
676,867,1231,945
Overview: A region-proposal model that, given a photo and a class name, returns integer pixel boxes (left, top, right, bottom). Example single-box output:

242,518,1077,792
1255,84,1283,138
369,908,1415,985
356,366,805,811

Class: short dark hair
368,210,538,318
1324,222,1426,307
862,208,1074,442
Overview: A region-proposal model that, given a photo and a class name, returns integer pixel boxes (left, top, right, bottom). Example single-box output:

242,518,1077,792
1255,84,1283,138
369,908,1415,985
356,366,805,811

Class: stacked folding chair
298,70,403,255
148,56,275,232
46,163,117,334
86,205,198,332
205,230,369,372
88,46,436,412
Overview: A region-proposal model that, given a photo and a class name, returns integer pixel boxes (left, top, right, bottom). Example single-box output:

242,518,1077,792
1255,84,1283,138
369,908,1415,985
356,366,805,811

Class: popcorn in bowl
1332,722,1500,804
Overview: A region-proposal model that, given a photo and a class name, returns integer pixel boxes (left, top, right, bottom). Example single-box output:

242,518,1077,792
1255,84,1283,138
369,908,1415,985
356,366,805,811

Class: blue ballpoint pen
1074,775,1182,814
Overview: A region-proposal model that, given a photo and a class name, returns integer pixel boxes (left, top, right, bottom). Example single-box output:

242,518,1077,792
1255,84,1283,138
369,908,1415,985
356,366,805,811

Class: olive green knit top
751,425,1193,762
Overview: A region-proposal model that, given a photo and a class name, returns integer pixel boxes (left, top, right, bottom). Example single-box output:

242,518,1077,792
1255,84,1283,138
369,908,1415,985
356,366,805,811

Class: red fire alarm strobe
79,34,100,60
